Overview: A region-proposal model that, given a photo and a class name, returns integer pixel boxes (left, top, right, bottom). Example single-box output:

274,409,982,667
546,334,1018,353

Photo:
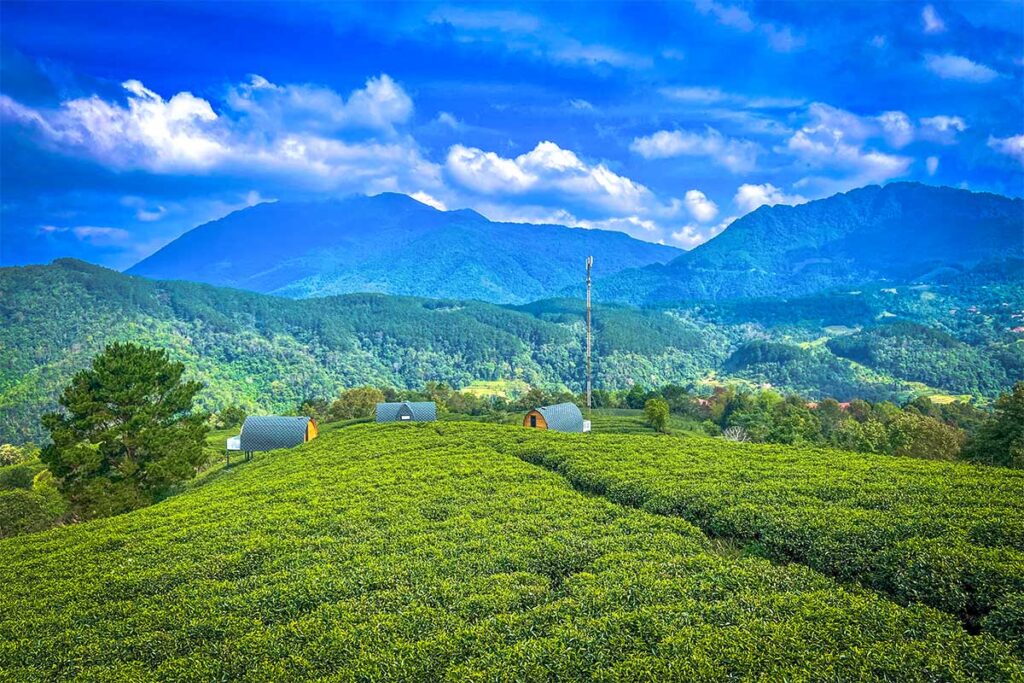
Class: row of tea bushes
1,422,1021,680
502,429,1024,648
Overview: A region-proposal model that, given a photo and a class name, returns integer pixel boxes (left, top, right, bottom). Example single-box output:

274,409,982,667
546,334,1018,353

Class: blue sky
1,1,1022,269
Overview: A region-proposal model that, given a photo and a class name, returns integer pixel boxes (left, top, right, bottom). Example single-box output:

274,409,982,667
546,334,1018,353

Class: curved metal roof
536,402,584,432
375,402,437,422
239,416,312,451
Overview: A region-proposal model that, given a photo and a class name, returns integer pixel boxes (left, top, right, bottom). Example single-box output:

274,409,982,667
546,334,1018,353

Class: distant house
376,401,437,423
227,415,318,462
523,402,589,433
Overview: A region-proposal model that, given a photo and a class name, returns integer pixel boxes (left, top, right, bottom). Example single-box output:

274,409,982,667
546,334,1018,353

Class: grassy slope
1,423,1021,681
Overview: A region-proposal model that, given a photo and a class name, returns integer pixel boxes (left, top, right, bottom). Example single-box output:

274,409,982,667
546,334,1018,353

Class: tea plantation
506,430,1024,648
2,423,1023,681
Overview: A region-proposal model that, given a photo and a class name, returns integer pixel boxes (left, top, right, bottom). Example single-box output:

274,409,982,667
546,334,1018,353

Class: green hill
1,422,1021,680
595,183,1024,304
3,259,1022,444
127,192,680,304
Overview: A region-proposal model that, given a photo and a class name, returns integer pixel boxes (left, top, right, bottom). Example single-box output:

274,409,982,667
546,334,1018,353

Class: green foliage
0,423,1020,679
40,343,209,519
642,397,670,433
512,429,1024,644
965,382,1024,468
3,261,1022,445
0,462,44,491
213,405,247,430
328,386,386,420
0,443,37,466
0,470,66,538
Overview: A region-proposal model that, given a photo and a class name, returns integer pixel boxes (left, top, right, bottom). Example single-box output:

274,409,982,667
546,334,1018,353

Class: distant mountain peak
127,192,680,303
597,182,1023,304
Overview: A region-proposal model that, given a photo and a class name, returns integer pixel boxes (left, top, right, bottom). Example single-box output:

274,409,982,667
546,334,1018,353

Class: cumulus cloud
435,111,461,129
926,156,939,176
921,5,946,34
733,183,807,213
683,189,719,222
782,103,912,192
446,140,657,215
925,54,999,83
919,115,967,143
630,127,759,173
227,74,413,133
988,134,1024,165
670,214,735,249
410,191,447,210
0,75,442,194
877,111,914,148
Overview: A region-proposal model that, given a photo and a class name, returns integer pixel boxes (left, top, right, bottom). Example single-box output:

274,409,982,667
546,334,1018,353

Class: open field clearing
1,423,1022,681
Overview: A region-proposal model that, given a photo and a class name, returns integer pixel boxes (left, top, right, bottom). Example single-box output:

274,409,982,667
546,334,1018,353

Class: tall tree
644,398,670,433
41,343,208,519
964,382,1024,468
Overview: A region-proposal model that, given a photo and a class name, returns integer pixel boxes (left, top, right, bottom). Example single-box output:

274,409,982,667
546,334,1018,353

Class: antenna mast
586,255,593,415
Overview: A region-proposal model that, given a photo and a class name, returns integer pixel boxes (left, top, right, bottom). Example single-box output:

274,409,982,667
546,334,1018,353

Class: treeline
226,379,1024,469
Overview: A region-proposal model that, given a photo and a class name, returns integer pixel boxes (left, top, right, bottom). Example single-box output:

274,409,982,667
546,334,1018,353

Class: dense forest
2,258,1022,443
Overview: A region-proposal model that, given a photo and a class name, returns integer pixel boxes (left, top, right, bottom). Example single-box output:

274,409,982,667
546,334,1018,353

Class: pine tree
41,343,208,519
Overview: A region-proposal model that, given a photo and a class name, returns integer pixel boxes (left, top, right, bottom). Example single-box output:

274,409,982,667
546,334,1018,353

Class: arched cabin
227,415,318,462
523,402,588,433
375,401,437,423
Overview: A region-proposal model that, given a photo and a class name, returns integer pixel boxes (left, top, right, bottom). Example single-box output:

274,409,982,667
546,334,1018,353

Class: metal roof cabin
376,401,437,423
227,416,318,462
523,402,588,433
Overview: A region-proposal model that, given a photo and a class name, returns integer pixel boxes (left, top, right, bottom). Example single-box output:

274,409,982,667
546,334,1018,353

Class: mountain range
128,193,680,304
129,183,1024,305
594,182,1024,304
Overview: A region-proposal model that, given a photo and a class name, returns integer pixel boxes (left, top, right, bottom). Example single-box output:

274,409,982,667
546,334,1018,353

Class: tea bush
1,423,1021,680
502,428,1024,645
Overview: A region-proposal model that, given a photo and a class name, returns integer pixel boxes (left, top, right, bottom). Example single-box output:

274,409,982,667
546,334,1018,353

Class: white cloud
39,225,132,245
630,127,759,173
428,7,540,33
0,75,442,195
783,103,912,192
922,5,946,33
683,189,719,222
227,73,413,133
877,111,914,148
670,215,735,249
695,0,804,51
925,53,999,83
446,140,656,215
410,191,447,211
428,7,650,70
120,196,167,222
435,111,460,129
919,115,967,143
926,156,939,176
733,183,807,213
988,134,1024,165
568,98,594,111
659,86,804,109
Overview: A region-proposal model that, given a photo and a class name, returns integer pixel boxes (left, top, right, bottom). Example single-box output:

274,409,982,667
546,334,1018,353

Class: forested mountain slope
2,259,1021,443
127,192,680,303
596,183,1024,304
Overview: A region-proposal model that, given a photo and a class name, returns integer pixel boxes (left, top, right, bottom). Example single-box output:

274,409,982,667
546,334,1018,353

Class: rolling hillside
1,423,1021,679
595,183,1024,304
3,259,1022,444
127,192,681,304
